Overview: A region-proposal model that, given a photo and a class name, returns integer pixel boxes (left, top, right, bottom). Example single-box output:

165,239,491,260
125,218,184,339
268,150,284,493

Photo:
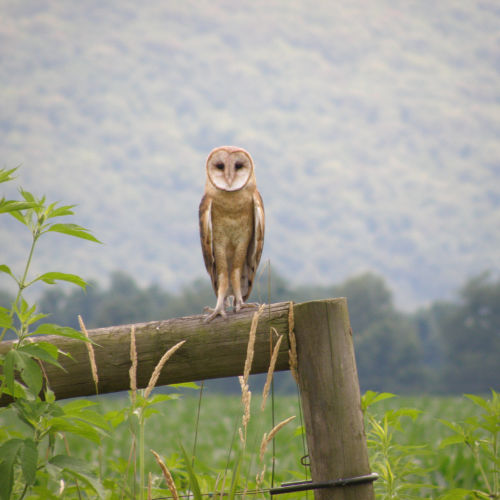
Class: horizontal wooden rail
0,302,291,405
0,298,374,499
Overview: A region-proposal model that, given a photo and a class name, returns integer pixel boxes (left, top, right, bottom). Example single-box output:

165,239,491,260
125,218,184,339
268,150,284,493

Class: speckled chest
211,188,254,245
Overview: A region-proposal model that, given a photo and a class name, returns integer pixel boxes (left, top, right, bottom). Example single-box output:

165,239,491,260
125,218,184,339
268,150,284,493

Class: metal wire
152,472,379,499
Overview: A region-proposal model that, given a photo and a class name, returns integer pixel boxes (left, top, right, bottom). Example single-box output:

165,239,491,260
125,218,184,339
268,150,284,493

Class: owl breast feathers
199,146,265,322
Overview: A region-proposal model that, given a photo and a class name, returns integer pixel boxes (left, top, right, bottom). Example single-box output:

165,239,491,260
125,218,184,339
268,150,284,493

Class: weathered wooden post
0,299,375,500
293,298,375,500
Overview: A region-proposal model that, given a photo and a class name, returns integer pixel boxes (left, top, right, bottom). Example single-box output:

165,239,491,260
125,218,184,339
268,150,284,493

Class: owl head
206,146,255,192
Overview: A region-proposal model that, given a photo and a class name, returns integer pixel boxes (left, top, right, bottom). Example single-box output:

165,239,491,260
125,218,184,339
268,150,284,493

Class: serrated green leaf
438,418,464,434
464,394,491,412
46,204,76,218
60,401,110,432
47,417,103,443
0,264,14,277
19,355,43,396
62,399,97,413
0,200,37,214
436,489,479,500
148,393,177,405
0,307,13,328
49,453,92,474
170,382,200,390
8,208,28,225
21,438,38,485
44,386,56,403
49,455,104,499
3,350,18,396
0,166,19,183
47,223,101,243
18,344,63,369
0,438,24,500
19,189,36,203
33,271,87,289
104,409,127,428
362,390,396,411
30,323,90,342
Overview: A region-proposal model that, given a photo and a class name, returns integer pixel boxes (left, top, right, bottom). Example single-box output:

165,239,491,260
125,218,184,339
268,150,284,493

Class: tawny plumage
199,146,265,322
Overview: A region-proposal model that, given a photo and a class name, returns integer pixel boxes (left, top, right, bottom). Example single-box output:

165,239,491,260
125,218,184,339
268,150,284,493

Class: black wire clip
269,472,379,496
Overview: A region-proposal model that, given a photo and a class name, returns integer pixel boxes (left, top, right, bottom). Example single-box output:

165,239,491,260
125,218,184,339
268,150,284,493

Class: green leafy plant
0,166,103,499
437,390,499,500
362,390,435,499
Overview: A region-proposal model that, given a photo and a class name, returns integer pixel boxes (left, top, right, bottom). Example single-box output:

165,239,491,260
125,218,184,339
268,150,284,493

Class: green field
42,387,493,499
0,379,497,499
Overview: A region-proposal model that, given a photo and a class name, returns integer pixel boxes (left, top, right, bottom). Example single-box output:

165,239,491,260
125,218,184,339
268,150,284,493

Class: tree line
1,269,497,395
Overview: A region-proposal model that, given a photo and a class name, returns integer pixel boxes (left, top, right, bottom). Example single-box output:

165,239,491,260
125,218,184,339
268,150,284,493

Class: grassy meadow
50,388,492,498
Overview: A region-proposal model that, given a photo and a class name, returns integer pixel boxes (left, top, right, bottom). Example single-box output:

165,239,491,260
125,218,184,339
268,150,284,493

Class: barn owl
199,146,265,322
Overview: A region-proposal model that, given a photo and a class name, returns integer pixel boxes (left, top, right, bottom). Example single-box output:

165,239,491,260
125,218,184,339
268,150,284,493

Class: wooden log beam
294,298,375,500
0,302,291,405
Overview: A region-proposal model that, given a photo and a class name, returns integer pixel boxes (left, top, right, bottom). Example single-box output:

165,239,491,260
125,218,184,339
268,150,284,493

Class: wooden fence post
293,298,375,500
0,299,376,500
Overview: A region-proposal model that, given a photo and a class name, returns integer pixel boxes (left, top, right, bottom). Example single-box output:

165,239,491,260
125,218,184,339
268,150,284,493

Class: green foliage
437,391,499,500
363,391,500,500
0,167,102,499
362,391,434,499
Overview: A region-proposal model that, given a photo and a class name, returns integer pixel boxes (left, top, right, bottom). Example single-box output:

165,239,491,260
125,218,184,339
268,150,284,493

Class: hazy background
1,0,499,310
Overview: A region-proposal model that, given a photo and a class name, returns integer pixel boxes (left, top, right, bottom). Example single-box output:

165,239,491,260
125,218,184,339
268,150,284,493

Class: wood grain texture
0,302,291,405
293,298,375,500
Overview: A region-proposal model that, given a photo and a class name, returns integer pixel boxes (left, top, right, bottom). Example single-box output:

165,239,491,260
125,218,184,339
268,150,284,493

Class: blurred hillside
1,0,499,308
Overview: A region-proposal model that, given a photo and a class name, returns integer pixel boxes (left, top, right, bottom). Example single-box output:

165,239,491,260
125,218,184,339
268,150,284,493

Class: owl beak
225,167,235,187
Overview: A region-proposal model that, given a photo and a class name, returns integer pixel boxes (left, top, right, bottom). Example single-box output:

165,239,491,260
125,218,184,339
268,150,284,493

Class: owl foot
203,306,227,323
233,301,260,313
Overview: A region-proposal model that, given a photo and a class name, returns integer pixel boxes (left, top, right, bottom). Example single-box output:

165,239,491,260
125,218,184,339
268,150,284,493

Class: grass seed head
79,315,99,394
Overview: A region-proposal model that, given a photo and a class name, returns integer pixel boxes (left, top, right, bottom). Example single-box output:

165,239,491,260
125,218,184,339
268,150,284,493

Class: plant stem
0,230,38,344
139,408,145,500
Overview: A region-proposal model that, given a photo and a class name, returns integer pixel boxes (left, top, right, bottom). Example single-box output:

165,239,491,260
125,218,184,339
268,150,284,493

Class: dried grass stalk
151,449,179,500
78,315,99,394
144,340,186,399
256,464,266,488
243,303,265,385
129,325,137,404
259,416,296,462
288,301,295,334
261,332,283,411
287,303,299,383
238,375,252,445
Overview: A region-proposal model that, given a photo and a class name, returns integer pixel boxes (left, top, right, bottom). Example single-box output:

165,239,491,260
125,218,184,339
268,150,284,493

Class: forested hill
1,0,499,308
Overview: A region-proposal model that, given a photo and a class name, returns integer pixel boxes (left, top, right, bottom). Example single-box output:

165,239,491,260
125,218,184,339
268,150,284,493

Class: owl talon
233,300,260,313
203,306,227,323
240,302,260,308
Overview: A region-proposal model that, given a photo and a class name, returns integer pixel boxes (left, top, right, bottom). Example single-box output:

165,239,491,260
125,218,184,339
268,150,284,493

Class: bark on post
0,302,291,406
293,298,375,500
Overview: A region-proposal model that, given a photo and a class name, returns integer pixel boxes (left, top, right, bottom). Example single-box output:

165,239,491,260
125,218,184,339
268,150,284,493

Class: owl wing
242,190,265,301
199,194,218,295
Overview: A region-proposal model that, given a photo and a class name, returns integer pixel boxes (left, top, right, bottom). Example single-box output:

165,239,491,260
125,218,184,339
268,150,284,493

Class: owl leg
204,273,229,322
231,268,247,313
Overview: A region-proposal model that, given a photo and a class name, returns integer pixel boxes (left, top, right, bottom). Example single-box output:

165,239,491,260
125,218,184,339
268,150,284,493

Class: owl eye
235,162,244,170
215,162,225,170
